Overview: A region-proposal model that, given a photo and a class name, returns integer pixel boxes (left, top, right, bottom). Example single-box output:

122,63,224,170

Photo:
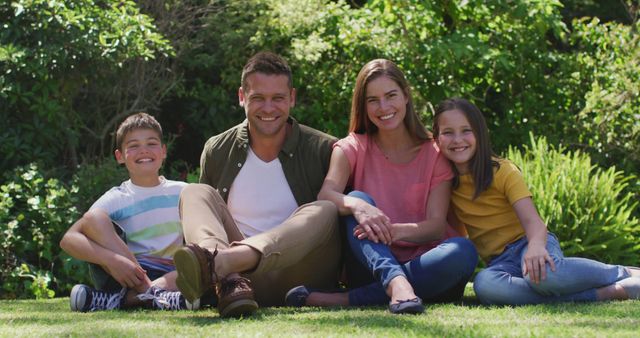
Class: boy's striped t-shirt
90,177,187,264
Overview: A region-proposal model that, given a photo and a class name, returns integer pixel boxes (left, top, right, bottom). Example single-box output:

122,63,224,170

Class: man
174,51,341,317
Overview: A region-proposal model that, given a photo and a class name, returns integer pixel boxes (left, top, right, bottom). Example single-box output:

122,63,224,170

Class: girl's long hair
349,59,430,140
433,98,499,199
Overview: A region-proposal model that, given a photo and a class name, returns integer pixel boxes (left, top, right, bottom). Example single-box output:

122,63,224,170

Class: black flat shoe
388,297,424,314
285,285,312,307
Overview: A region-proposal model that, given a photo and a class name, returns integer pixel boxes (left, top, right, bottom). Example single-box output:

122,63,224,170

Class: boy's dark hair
433,98,499,199
241,51,292,91
115,112,163,151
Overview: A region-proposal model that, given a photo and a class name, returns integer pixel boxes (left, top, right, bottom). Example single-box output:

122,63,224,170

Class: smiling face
365,76,408,133
435,109,477,174
239,72,295,140
115,128,166,184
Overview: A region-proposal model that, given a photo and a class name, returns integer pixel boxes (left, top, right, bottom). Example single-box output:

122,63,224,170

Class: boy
60,112,197,311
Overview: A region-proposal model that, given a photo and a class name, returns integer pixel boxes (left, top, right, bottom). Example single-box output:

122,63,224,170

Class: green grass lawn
1,291,639,337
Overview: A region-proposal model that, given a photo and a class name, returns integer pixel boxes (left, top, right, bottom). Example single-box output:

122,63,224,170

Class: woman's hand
522,241,556,284
352,202,393,244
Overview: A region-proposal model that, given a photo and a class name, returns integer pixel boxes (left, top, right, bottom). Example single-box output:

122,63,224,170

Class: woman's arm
513,197,556,283
318,147,393,244
353,180,451,244
317,147,354,214
394,180,450,242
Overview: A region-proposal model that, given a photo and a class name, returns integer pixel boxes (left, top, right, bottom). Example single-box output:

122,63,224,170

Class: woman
285,59,478,314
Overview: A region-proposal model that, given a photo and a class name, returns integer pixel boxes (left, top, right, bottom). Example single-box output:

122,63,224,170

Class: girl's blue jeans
345,191,478,306
473,232,629,305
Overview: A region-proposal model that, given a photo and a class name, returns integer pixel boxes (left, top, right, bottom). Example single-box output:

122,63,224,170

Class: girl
433,97,640,304
285,60,478,314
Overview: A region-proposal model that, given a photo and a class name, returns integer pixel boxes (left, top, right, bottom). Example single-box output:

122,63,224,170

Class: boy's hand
107,254,148,289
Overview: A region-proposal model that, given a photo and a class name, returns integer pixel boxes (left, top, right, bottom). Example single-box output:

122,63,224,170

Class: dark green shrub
0,158,193,299
71,158,129,214
0,164,88,299
0,0,173,173
508,134,640,265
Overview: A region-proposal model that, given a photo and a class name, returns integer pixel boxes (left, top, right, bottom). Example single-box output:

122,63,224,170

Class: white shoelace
161,290,183,310
137,287,182,310
91,288,126,311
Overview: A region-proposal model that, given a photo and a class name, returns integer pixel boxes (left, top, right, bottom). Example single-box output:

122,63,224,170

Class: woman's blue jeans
345,191,478,306
473,233,629,305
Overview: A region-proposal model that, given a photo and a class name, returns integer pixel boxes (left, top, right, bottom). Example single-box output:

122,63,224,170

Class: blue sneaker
137,286,200,310
70,284,126,312
285,285,312,307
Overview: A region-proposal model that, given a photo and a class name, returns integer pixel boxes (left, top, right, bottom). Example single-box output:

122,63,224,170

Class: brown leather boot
216,276,258,318
174,244,218,303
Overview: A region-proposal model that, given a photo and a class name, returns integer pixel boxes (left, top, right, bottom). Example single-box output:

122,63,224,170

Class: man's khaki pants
179,183,341,306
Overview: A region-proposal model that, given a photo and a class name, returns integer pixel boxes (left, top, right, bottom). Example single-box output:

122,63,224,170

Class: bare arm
393,180,450,242
317,148,393,244
60,209,149,289
61,210,125,264
513,197,556,283
354,180,451,243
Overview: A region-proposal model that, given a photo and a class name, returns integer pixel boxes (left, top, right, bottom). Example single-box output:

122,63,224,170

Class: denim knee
473,269,512,305
346,190,375,206
445,237,479,277
524,274,563,296
522,256,569,296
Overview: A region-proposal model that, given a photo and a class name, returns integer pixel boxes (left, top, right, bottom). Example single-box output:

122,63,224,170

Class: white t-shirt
90,177,187,262
227,148,298,237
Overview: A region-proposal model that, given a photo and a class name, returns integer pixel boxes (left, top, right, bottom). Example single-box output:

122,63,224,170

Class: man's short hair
241,52,292,91
115,112,163,151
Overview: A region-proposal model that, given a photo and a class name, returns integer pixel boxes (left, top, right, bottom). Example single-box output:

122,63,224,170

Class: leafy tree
570,18,640,175
0,0,172,173
560,0,637,24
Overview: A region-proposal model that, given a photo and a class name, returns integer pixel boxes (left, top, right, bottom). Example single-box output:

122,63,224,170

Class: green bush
71,158,129,214
571,18,640,175
0,158,192,299
508,134,640,265
0,164,88,299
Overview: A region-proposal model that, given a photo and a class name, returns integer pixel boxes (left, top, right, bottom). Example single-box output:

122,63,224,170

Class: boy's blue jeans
344,191,478,305
473,232,629,305
88,222,175,292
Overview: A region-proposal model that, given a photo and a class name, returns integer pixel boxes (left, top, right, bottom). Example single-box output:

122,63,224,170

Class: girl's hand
522,242,556,284
352,203,393,244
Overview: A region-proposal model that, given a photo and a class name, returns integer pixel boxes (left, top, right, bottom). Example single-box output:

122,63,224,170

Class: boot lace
219,277,252,296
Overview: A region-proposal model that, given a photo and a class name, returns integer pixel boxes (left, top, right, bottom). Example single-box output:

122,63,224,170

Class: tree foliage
0,0,173,173
571,18,640,174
